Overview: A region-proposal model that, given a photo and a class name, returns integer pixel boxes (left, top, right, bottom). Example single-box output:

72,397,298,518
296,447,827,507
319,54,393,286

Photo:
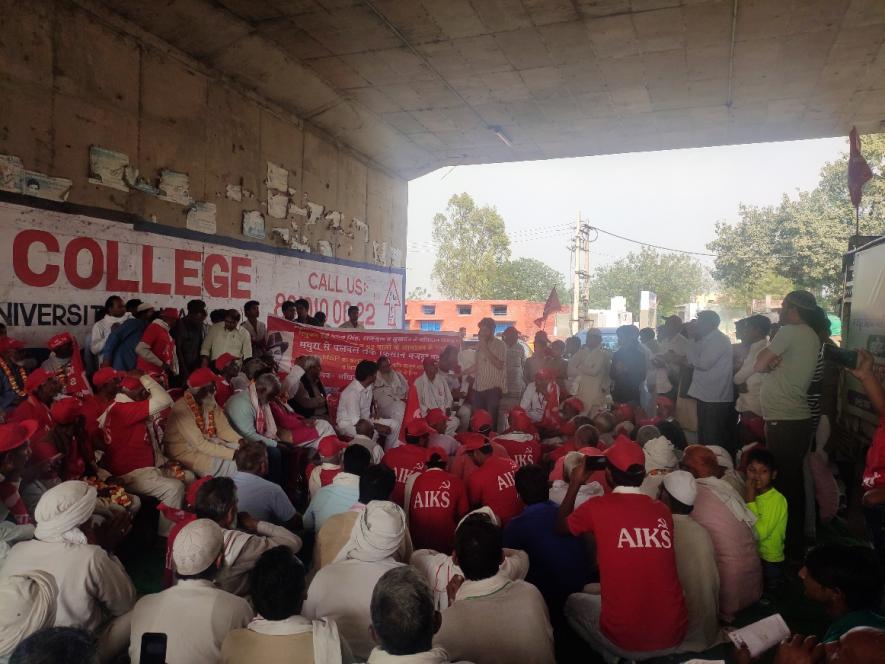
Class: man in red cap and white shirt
556,438,688,661
8,369,61,438
404,447,468,554
165,368,244,478
463,433,522,526
42,332,92,399
0,337,28,412
413,356,459,435
136,307,180,384
98,373,187,536
384,418,434,506
306,435,346,498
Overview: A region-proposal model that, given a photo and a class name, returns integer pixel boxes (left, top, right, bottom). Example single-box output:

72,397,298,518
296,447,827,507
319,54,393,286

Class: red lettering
174,249,201,296
230,256,251,298
141,245,171,295
308,272,319,289
13,230,59,287
64,237,103,289
106,241,138,292
203,254,229,297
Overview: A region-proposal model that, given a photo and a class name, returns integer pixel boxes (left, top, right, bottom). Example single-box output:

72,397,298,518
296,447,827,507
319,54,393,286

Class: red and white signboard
0,198,406,345
267,316,458,390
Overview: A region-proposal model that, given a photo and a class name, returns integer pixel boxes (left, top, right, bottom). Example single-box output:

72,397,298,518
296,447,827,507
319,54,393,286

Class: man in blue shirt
232,441,300,530
503,464,593,628
303,445,371,531
102,302,153,370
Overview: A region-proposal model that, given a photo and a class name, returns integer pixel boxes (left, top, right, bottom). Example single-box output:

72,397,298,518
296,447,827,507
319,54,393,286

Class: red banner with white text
267,316,459,390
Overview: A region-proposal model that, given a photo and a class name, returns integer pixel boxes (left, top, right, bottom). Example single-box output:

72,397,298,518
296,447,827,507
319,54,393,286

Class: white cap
136,302,156,313
644,436,679,472
172,519,223,576
706,445,734,470
662,470,697,506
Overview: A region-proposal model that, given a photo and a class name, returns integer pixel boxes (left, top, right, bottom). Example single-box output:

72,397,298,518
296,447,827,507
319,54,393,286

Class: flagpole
856,205,860,237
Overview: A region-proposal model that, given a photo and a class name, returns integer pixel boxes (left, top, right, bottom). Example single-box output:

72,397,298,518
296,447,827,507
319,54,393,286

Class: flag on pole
848,126,873,209
534,287,562,328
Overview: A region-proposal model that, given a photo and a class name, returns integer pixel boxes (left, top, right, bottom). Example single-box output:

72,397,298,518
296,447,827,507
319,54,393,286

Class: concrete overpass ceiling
95,0,885,179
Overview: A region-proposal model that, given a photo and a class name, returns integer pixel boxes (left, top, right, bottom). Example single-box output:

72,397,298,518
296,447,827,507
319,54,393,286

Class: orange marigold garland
184,392,217,437
0,358,27,398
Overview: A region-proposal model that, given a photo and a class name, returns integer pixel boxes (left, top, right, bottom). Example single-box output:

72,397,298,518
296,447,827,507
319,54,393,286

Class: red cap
92,367,123,388
614,403,635,423
318,435,348,457
655,395,674,410
508,407,536,433
50,398,82,425
30,439,62,465
0,420,39,453
47,332,74,350
425,408,447,428
564,397,584,412
25,368,53,393
185,475,214,508
427,445,448,460
214,353,238,371
187,368,218,389
604,438,645,472
470,409,493,432
422,356,438,369
120,376,142,391
460,432,490,452
406,418,435,438
161,307,180,320
0,337,24,352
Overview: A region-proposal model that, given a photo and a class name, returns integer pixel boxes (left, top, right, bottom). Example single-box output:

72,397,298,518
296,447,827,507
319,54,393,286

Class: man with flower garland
0,337,29,413
41,333,92,399
8,369,62,439
165,368,244,477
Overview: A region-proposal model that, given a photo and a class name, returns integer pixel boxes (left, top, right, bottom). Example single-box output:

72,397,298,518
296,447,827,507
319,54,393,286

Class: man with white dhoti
414,357,458,435
1,481,136,661
567,329,611,416
303,500,407,660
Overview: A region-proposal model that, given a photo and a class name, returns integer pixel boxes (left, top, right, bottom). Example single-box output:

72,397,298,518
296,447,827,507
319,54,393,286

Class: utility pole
570,216,592,334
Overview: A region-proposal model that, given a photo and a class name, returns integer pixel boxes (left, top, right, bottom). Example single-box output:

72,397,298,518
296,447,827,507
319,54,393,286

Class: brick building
405,300,571,339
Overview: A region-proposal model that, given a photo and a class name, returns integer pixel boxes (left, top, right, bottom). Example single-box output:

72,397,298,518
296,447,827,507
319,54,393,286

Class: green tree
431,193,511,299
407,286,431,300
488,258,567,301
586,247,710,316
718,270,795,314
709,133,885,303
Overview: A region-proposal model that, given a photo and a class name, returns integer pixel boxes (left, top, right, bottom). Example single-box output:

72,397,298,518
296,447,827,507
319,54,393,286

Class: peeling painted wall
0,0,407,268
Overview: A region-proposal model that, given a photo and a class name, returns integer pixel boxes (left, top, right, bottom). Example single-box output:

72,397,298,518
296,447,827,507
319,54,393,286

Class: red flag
848,126,873,209
534,287,562,328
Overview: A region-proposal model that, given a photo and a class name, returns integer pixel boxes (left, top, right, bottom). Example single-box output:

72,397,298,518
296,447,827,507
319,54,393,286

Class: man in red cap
413,356,459,435
404,445,468,554
0,420,39,525
136,306,180,384
307,435,347,498
383,418,434,506
519,368,560,433
42,332,92,399
165,368,244,478
425,408,458,457
0,337,28,412
81,367,123,447
463,433,522,526
45,398,97,481
449,412,510,483
494,409,542,468
303,443,372,531
556,438,688,660
213,353,242,407
99,372,186,536
8,369,61,438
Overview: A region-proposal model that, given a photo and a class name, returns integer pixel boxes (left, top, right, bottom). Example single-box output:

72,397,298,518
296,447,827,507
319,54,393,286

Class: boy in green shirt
744,448,788,598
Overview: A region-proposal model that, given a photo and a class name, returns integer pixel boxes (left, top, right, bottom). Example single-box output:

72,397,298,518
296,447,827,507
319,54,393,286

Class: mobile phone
140,632,167,664
584,455,607,471
823,344,858,370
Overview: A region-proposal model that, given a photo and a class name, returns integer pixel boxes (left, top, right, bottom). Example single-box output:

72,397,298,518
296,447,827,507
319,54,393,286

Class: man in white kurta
337,361,399,449
414,358,458,435
303,501,407,661
567,330,612,416
373,357,408,425
129,519,254,664
1,481,136,659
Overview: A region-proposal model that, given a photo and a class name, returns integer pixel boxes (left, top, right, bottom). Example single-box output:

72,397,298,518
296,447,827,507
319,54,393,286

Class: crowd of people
0,290,883,664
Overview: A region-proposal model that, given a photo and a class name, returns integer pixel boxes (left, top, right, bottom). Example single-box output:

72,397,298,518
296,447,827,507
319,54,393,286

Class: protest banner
267,316,459,390
0,194,405,345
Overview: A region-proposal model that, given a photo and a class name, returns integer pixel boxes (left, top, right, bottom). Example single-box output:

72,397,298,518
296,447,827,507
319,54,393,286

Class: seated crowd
0,294,883,664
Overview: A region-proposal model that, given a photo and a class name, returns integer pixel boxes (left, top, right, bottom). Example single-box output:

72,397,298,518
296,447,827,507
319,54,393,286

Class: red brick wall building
405,299,571,339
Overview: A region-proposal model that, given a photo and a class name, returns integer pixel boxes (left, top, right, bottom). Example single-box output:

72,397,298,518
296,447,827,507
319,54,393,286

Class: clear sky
405,136,849,298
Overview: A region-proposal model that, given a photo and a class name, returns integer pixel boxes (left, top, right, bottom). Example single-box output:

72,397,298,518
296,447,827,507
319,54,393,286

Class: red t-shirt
494,433,542,467
449,442,510,482
136,322,175,376
567,488,687,651
9,397,52,440
466,456,523,526
102,400,153,476
863,416,885,490
407,468,469,554
81,394,112,438
383,444,429,506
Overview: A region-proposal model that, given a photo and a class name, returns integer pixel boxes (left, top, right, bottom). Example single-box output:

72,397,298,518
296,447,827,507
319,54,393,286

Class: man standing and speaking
467,317,506,432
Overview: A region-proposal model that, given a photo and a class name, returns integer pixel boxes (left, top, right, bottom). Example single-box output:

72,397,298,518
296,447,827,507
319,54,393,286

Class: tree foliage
709,133,885,303
586,247,710,316
430,193,567,301
407,286,431,300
